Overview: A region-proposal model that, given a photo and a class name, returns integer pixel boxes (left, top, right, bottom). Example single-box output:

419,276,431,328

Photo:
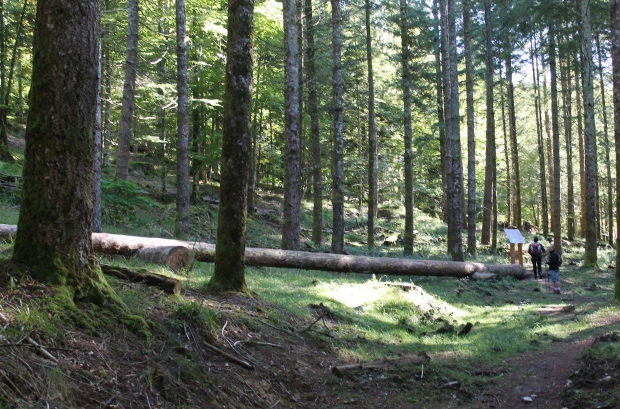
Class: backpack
530,243,541,256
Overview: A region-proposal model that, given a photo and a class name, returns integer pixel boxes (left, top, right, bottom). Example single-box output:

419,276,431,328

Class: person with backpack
545,244,562,294
527,236,545,279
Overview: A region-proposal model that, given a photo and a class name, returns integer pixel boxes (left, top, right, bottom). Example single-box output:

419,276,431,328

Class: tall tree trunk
610,0,620,301
481,0,495,247
191,89,203,201
399,0,414,255
247,68,259,215
115,0,139,180
440,0,462,261
549,22,562,255
367,0,378,252
531,36,549,237
103,8,113,168
544,76,554,232
207,0,254,293
13,0,116,303
304,0,322,246
0,0,28,160
0,0,10,162
505,47,521,229
462,0,476,255
330,0,345,254
559,45,575,241
93,42,103,234
432,0,447,223
500,65,511,226
175,0,190,239
282,0,301,250
575,56,586,238
581,0,598,266
297,0,304,189
596,32,614,247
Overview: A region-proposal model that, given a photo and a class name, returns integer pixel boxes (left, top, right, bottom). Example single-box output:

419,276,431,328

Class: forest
0,0,617,264
0,0,620,407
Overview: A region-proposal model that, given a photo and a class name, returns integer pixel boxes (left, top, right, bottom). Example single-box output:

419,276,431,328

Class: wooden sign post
503,229,525,266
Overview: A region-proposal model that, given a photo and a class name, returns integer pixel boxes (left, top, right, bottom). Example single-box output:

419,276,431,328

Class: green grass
181,251,620,369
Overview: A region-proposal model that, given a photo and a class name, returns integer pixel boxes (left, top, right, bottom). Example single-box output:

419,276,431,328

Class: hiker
527,236,545,279
545,244,562,294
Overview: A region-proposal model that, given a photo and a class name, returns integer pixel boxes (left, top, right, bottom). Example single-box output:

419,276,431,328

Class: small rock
522,396,533,403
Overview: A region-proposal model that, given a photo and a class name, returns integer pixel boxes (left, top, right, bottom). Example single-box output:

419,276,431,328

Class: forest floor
0,274,618,409
1,142,619,408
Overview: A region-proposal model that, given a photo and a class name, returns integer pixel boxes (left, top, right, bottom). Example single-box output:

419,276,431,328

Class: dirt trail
471,338,591,409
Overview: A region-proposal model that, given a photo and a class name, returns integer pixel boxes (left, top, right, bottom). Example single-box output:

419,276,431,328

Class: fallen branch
202,341,254,370
331,355,429,378
25,336,58,363
100,264,181,295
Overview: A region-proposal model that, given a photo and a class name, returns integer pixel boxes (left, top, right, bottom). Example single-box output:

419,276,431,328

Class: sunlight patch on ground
319,279,466,318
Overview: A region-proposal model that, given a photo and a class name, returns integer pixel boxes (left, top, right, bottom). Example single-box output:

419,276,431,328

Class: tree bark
574,56,586,238
134,246,192,273
559,43,575,241
432,0,446,225
500,65,511,226
581,0,598,266
174,0,190,239
531,36,549,238
11,0,114,303
366,0,378,252
115,0,139,180
282,0,301,250
207,0,254,293
596,33,613,247
398,0,414,255
93,41,103,233
505,47,521,229
481,0,495,247
446,0,462,260
332,356,428,378
0,0,10,162
330,0,345,254
100,264,182,295
462,0,476,255
549,22,563,255
0,225,528,279
610,0,620,302
304,0,322,247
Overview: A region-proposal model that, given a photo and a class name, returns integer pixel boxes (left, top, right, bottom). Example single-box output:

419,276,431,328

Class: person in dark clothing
545,244,562,294
528,236,545,279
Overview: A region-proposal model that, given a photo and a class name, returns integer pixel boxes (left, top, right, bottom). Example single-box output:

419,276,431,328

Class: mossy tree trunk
12,0,113,303
206,0,253,293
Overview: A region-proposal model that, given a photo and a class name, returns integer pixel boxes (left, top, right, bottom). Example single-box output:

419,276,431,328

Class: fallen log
331,355,428,378
134,246,193,273
100,264,181,295
0,224,526,279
